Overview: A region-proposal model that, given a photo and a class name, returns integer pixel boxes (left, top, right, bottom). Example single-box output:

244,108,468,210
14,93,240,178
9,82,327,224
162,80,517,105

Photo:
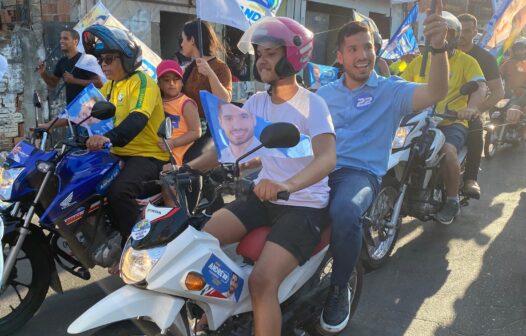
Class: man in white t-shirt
186,17,336,336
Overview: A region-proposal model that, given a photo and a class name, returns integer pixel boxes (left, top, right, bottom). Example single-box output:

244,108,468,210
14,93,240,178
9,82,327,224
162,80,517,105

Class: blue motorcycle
0,102,160,335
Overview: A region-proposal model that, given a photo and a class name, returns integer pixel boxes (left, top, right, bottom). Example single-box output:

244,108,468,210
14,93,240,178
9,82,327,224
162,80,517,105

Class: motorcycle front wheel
0,233,51,336
361,176,400,271
484,129,497,158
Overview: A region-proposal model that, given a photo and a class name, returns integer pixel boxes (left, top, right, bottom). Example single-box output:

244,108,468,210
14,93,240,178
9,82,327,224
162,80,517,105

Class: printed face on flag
199,90,313,164
59,84,113,136
307,63,338,90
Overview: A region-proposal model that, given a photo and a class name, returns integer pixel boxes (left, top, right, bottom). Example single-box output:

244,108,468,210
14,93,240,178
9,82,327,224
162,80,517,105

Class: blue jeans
329,167,379,286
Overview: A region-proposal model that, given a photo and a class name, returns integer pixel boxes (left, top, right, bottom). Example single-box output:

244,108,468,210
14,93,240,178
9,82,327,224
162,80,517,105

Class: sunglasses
98,55,120,65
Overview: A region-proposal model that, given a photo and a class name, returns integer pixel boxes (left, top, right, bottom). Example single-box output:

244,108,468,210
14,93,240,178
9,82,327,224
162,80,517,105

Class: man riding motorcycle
82,26,169,269
402,11,487,225
500,37,526,99
316,1,449,331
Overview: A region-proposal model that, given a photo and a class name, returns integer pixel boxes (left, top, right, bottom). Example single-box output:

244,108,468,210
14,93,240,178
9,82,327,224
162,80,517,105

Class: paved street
11,144,526,336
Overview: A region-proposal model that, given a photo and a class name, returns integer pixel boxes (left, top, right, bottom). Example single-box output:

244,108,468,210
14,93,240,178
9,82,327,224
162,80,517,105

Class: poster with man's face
307,62,338,90
58,84,113,136
200,91,313,164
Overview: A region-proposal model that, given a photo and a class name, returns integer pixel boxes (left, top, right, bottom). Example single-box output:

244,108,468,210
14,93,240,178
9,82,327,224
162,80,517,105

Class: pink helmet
238,17,314,79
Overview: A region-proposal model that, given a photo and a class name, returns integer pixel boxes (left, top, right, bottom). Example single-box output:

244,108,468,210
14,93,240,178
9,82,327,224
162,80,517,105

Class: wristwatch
430,42,448,54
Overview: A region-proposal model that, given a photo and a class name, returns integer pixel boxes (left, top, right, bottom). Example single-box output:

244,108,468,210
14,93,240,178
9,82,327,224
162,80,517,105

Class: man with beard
316,2,450,332
37,28,102,104
457,13,504,199
218,103,282,163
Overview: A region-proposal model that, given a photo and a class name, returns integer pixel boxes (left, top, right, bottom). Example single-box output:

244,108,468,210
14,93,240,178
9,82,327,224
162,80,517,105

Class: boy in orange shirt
156,60,201,165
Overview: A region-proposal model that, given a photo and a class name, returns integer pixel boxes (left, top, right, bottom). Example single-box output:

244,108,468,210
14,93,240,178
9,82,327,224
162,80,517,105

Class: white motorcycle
68,120,363,336
361,81,480,270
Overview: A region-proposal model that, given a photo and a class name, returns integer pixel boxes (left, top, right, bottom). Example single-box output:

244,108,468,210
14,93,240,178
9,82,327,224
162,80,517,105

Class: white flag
75,53,107,83
196,0,250,31
0,54,7,80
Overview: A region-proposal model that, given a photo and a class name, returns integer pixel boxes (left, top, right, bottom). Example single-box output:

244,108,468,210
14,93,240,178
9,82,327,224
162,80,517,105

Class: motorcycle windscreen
130,203,188,250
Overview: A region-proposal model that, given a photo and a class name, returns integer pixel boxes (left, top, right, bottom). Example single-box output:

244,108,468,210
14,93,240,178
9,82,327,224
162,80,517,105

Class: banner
380,4,419,60
307,62,338,90
74,1,161,79
59,84,113,136
479,0,526,49
496,5,526,64
196,0,282,31
200,91,313,164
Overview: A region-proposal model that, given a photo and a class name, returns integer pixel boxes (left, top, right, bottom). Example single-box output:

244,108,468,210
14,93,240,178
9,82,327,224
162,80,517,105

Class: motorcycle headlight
392,126,412,149
120,242,166,285
491,111,501,119
0,167,24,201
495,99,510,109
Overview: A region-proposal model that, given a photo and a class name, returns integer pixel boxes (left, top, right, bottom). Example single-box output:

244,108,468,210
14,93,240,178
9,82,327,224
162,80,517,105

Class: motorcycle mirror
459,81,479,96
259,122,300,149
157,117,173,139
90,101,116,120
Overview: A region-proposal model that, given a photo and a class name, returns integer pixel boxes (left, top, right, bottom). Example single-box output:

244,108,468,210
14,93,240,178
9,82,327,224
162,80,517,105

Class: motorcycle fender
27,227,64,294
67,285,187,334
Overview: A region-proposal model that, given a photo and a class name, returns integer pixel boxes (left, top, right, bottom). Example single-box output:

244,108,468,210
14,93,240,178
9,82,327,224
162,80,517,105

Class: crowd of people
34,2,526,335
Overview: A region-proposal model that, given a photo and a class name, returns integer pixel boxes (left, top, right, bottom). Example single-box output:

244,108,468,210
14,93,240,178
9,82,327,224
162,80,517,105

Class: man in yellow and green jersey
83,25,168,251
402,11,487,225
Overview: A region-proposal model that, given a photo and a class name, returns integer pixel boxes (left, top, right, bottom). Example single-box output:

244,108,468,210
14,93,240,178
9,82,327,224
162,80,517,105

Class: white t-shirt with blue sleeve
243,87,335,209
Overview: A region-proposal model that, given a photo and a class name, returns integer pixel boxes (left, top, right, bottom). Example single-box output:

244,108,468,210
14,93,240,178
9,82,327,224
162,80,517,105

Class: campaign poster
200,91,313,164
307,63,338,90
201,254,244,302
58,84,113,136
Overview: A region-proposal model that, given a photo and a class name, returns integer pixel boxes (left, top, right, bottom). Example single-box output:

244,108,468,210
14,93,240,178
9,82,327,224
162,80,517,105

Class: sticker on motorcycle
60,192,77,209
131,219,151,240
200,254,244,302
8,141,34,165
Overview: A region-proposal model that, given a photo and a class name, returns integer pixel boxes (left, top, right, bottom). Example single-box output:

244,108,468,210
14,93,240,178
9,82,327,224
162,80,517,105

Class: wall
0,0,48,150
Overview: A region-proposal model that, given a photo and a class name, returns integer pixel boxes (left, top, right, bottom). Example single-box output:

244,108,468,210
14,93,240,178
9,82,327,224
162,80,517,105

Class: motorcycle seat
236,224,331,263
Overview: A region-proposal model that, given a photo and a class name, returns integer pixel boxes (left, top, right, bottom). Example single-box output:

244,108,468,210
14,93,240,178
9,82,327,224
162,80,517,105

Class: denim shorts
439,123,467,152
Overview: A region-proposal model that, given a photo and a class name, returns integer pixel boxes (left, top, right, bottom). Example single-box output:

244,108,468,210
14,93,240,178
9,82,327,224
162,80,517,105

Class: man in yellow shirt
402,11,487,225
83,26,168,246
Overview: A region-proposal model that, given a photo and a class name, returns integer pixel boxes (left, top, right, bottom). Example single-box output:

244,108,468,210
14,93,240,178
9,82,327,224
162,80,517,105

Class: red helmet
238,17,314,80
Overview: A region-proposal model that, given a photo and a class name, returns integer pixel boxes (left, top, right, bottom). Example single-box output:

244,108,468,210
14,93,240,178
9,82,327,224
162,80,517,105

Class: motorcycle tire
484,130,497,158
92,320,180,336
361,176,400,271
0,234,51,336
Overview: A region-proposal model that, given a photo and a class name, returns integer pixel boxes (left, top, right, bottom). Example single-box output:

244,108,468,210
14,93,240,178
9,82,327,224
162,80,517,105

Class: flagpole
420,0,436,77
197,18,204,58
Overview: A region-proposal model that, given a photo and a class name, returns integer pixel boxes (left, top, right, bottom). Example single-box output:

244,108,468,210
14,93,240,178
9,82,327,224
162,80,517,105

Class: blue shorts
439,123,467,152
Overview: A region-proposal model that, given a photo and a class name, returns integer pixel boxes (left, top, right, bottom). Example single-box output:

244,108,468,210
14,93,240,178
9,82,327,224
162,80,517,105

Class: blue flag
380,4,419,60
59,84,113,136
200,90,313,163
307,63,339,90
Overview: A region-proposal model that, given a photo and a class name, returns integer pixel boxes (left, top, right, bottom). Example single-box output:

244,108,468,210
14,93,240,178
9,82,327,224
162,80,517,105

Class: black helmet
82,25,142,74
